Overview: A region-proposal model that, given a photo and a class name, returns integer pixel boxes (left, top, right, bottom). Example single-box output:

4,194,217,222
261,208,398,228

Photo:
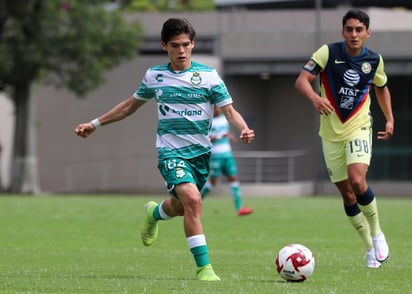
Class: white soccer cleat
366,249,381,268
372,233,390,262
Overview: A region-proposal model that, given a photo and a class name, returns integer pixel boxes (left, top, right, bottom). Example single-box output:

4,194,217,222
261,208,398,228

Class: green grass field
0,194,411,293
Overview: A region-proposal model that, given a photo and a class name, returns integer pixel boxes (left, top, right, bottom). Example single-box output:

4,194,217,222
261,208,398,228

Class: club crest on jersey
361,62,372,74
190,72,202,85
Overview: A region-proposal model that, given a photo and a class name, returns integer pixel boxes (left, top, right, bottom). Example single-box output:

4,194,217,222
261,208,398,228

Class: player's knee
182,195,202,216
349,178,367,195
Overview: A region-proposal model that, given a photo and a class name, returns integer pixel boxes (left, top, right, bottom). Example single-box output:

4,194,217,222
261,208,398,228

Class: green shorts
158,153,211,198
322,133,372,183
209,154,238,178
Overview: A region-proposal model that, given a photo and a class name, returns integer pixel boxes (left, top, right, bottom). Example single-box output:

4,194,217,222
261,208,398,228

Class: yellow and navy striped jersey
134,61,233,160
305,42,387,141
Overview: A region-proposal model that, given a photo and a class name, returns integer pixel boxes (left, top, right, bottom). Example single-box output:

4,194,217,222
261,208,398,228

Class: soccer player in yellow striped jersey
295,10,394,268
75,18,255,281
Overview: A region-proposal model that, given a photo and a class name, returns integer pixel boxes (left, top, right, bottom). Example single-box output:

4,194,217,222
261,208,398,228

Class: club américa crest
361,62,372,74
190,72,202,85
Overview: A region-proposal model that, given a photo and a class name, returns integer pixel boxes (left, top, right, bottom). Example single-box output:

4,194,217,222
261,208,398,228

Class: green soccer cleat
196,264,221,281
140,201,158,246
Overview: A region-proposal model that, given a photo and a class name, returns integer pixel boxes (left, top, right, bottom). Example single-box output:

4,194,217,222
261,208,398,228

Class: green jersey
134,61,233,160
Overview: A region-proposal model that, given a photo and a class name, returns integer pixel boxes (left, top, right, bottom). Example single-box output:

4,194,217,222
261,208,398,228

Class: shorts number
349,139,369,154
165,159,186,170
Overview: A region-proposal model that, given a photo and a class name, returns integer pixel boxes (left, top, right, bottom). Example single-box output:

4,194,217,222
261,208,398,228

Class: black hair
161,18,196,44
342,10,370,29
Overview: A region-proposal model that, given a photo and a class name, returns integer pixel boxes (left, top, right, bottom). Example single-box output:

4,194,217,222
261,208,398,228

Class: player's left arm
220,104,254,144
373,55,394,141
374,85,394,140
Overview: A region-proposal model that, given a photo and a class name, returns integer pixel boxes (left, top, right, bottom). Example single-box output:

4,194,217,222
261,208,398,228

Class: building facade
2,8,411,195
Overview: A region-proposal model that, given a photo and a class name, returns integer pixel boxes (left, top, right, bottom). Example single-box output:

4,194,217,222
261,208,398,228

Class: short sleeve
373,55,388,88
311,44,329,71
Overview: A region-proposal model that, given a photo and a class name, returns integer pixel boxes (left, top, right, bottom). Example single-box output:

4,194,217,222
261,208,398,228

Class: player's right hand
313,97,334,115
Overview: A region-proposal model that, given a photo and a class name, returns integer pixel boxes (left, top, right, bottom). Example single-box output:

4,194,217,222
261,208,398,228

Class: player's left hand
240,129,255,144
75,122,96,138
377,121,394,140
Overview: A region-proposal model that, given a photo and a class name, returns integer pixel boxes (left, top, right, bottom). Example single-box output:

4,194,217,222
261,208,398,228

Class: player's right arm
74,96,146,138
295,45,334,115
295,65,334,116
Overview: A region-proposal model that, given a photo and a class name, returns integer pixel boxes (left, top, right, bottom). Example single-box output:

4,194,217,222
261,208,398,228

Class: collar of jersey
167,62,193,74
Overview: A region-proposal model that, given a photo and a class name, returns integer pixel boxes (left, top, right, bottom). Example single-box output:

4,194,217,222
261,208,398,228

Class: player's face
162,33,194,71
342,18,371,56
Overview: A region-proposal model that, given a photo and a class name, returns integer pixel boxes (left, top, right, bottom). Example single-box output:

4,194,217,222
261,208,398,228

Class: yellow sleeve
311,45,329,70
373,55,388,87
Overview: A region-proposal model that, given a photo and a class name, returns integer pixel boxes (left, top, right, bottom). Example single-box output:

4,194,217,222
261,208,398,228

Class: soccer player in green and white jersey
74,18,255,281
201,105,253,216
295,10,393,268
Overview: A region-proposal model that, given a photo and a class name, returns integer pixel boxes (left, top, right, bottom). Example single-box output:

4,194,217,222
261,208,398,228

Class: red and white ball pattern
275,244,315,282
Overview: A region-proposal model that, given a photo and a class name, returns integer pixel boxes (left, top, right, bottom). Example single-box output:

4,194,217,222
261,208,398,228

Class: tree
0,0,142,193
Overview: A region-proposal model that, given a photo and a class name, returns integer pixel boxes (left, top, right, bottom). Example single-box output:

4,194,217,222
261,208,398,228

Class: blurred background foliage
118,0,215,12
0,0,142,192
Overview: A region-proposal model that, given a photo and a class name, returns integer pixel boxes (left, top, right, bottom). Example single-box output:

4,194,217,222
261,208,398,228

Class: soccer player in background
74,18,254,281
295,9,393,268
201,105,253,216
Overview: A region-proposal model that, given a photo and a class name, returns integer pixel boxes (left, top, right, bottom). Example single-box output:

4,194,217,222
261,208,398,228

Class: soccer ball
275,244,315,282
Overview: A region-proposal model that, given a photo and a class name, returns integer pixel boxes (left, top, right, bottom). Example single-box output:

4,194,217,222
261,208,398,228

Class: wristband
91,118,101,128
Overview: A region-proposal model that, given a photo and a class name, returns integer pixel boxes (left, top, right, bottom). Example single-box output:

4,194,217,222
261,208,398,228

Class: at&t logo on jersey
338,69,361,110
343,69,360,87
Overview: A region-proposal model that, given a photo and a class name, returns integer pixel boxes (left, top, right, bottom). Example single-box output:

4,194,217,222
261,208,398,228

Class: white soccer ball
275,244,315,282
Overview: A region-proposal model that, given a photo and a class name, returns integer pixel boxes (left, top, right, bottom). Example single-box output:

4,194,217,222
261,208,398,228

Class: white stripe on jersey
133,62,233,159
156,133,211,150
